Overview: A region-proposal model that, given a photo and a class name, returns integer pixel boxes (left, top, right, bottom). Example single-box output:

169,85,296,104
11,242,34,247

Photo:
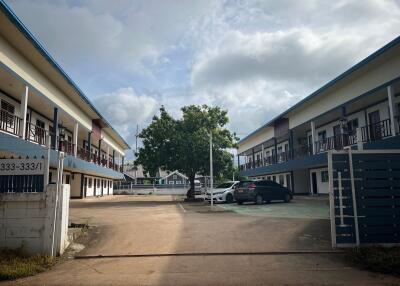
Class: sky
5,0,400,157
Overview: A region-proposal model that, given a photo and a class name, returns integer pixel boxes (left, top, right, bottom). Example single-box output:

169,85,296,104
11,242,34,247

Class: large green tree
135,105,237,198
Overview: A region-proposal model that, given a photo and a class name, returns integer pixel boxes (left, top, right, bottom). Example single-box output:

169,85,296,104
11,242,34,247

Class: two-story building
0,1,130,198
238,35,400,195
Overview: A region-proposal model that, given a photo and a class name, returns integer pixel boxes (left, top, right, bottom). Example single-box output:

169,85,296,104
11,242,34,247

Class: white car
205,181,240,203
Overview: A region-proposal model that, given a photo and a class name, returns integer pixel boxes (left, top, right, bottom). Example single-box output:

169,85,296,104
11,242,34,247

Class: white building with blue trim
0,1,130,198
238,36,400,195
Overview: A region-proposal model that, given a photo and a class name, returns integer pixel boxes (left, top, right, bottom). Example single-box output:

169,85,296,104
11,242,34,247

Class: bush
347,246,400,276
0,247,56,281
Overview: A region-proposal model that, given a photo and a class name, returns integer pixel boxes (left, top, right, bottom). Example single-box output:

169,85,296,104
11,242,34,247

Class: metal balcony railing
239,119,398,173
361,118,392,142
0,108,21,136
25,122,48,146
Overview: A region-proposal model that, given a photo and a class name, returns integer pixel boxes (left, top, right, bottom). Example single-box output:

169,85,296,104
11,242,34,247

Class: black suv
234,180,292,205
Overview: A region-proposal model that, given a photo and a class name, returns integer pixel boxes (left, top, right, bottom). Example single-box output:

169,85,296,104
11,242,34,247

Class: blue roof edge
239,34,400,144
0,0,131,149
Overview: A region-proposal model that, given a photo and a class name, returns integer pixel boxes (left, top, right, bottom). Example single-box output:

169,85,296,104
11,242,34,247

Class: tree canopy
135,105,238,197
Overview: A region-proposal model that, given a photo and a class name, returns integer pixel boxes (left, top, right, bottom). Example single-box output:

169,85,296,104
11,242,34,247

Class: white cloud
6,0,400,144
94,87,159,142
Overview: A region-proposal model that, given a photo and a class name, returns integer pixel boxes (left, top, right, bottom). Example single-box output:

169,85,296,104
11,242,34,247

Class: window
176,181,181,184
103,180,106,188
272,175,276,182
88,178,92,188
109,181,112,188
169,181,174,185
321,171,329,183
97,179,100,188
318,131,326,142
1,99,15,114
173,174,177,179
347,119,359,133
65,174,70,184
1,99,15,125
36,119,45,129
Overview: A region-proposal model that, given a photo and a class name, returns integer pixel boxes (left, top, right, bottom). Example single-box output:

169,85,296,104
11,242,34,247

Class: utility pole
134,124,139,185
210,132,214,208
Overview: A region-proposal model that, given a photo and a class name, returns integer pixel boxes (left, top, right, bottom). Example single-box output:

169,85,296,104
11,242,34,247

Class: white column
387,85,397,135
356,127,363,150
20,85,29,139
73,122,78,157
311,121,316,154
106,145,110,168
261,143,265,166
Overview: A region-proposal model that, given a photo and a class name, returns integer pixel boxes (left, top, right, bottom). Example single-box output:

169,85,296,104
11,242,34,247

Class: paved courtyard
3,195,399,286
220,196,329,219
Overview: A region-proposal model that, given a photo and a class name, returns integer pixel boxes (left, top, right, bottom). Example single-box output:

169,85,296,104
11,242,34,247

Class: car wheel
237,201,243,205
284,194,291,203
226,194,234,204
255,195,263,205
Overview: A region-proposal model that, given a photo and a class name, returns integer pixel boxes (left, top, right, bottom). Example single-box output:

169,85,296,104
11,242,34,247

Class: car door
267,181,284,200
257,181,273,201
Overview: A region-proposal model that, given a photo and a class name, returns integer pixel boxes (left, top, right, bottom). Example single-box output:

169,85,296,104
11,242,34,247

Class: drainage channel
75,250,345,260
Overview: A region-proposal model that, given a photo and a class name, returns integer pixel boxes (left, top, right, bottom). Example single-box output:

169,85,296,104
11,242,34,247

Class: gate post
327,151,337,248
348,149,360,246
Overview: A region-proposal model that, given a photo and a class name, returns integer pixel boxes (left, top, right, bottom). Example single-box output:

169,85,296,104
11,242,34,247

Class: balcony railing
240,118,398,172
25,122,48,146
361,118,392,142
0,108,123,173
59,141,75,156
0,108,21,136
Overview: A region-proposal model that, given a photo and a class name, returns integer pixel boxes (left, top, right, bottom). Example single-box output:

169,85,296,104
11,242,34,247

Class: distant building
158,170,188,186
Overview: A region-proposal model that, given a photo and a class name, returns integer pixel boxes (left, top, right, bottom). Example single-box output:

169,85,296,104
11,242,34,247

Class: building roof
0,0,130,149
160,170,188,180
239,34,400,144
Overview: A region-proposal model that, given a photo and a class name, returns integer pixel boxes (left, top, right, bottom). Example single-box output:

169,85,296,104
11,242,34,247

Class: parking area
219,196,329,219
5,195,399,286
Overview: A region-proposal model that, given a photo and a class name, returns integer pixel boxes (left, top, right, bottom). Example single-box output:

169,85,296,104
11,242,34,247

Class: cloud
5,0,400,146
94,87,159,143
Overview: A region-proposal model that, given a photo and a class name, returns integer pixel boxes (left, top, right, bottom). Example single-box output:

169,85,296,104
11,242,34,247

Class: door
84,177,87,197
286,174,291,191
368,110,381,140
311,172,318,195
333,124,342,149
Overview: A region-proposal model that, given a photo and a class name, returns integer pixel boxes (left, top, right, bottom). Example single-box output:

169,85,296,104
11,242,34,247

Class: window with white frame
169,181,174,185
173,174,177,179
321,171,329,183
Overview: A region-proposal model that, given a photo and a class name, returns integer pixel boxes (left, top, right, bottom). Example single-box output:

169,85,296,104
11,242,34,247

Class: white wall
292,169,310,194
0,184,70,256
310,168,329,194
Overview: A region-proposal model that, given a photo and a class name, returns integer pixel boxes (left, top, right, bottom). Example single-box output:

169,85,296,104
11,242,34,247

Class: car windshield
216,183,233,188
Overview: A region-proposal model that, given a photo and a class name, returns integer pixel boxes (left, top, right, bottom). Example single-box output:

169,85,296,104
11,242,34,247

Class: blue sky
5,0,400,153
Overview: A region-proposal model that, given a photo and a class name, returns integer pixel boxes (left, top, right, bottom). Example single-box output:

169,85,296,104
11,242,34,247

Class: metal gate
0,157,46,193
328,149,400,248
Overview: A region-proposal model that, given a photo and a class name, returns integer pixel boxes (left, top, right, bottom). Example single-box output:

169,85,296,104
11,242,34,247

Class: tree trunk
186,175,196,200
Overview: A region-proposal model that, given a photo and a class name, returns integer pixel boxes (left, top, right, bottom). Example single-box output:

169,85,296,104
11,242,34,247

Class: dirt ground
2,195,399,286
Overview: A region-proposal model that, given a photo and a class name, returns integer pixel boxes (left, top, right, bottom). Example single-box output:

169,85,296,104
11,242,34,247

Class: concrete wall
114,187,188,196
293,169,310,194
0,184,70,256
288,51,400,129
238,126,274,154
70,173,82,198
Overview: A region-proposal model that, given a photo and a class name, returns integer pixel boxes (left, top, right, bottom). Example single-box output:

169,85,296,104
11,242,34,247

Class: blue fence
329,150,400,247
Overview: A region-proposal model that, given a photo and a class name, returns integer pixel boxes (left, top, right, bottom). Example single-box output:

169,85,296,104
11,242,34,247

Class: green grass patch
347,246,400,276
0,247,56,281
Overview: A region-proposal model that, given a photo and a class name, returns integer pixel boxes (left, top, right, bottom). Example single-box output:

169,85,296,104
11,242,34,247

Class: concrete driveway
4,195,399,286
